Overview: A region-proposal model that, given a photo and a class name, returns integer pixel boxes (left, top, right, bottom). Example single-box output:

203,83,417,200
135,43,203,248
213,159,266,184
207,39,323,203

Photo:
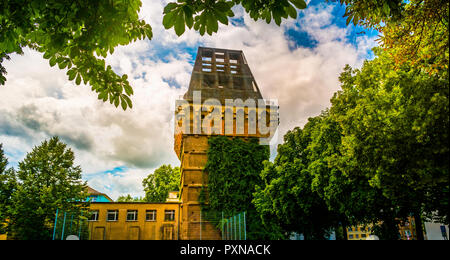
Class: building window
361,234,366,238
146,210,157,221
349,235,354,239
165,210,175,221
107,210,119,221
127,210,138,221
88,210,99,221
355,234,359,238
348,227,353,232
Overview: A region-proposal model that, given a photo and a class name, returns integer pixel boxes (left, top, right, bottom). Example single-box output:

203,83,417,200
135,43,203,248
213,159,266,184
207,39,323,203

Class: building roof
86,186,114,202
89,201,181,205
183,47,264,103
87,186,102,195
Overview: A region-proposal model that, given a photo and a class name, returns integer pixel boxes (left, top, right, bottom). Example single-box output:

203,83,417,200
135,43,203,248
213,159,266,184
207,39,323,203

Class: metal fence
197,210,247,240
221,212,247,240
52,209,89,240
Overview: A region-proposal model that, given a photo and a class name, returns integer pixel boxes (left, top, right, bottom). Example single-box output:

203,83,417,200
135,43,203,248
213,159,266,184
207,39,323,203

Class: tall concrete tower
174,47,278,240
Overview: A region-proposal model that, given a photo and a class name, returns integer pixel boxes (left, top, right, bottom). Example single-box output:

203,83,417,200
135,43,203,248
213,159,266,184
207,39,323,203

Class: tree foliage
330,48,449,226
0,144,17,235
254,44,448,239
163,0,307,36
142,164,180,203
0,0,307,109
253,114,352,240
117,194,144,202
5,137,88,240
341,0,448,74
0,0,153,109
2,0,446,110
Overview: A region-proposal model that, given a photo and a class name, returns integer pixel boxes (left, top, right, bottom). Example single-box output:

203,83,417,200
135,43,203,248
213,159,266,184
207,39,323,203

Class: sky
0,0,379,200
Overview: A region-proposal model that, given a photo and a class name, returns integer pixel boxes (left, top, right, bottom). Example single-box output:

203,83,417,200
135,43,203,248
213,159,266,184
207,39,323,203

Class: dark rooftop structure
183,47,263,103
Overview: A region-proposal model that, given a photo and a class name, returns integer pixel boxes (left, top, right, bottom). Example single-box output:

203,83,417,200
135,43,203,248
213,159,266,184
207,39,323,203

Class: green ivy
200,135,279,239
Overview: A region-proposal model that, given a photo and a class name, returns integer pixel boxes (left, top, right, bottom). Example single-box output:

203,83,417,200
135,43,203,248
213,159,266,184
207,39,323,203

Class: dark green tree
142,164,180,203
253,115,346,240
7,137,88,240
0,144,17,235
253,111,404,240
340,0,448,74
330,48,449,239
117,194,144,202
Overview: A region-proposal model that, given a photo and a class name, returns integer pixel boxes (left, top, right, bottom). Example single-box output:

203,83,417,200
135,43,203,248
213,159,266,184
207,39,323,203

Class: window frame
126,210,138,222
106,210,119,222
88,210,99,222
146,210,157,222
164,210,175,222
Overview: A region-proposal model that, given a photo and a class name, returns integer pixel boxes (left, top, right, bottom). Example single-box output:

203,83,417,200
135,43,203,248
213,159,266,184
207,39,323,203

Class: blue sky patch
285,0,379,53
101,166,128,176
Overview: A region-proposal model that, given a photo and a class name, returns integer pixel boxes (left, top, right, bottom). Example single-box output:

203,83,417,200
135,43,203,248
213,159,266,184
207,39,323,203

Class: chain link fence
52,209,89,240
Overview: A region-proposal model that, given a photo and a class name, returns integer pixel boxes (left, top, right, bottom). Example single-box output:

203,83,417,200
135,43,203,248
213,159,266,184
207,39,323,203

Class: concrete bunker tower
174,47,278,240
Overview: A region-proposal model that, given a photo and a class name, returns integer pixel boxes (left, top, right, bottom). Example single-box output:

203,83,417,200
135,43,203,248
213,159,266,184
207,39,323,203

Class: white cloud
88,168,153,200
201,2,377,143
0,0,377,200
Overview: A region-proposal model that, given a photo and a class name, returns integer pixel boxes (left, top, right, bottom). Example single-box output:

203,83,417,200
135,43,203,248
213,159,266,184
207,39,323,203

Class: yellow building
398,216,420,240
87,201,180,240
347,217,424,240
0,224,6,240
347,225,373,240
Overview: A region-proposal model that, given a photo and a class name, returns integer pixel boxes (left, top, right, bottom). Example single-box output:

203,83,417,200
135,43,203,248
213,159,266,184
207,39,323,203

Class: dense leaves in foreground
0,0,152,109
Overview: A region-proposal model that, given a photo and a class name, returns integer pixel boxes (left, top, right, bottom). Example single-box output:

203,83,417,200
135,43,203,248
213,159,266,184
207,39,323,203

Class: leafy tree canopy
254,114,350,240
142,164,180,203
254,41,449,237
341,0,448,74
5,137,88,240
163,0,307,36
330,47,449,225
117,194,144,202
0,0,152,110
0,144,17,235
0,144,7,174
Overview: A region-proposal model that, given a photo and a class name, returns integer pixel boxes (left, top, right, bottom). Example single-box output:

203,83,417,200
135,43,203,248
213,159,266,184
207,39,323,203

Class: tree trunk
341,225,348,240
414,211,424,240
